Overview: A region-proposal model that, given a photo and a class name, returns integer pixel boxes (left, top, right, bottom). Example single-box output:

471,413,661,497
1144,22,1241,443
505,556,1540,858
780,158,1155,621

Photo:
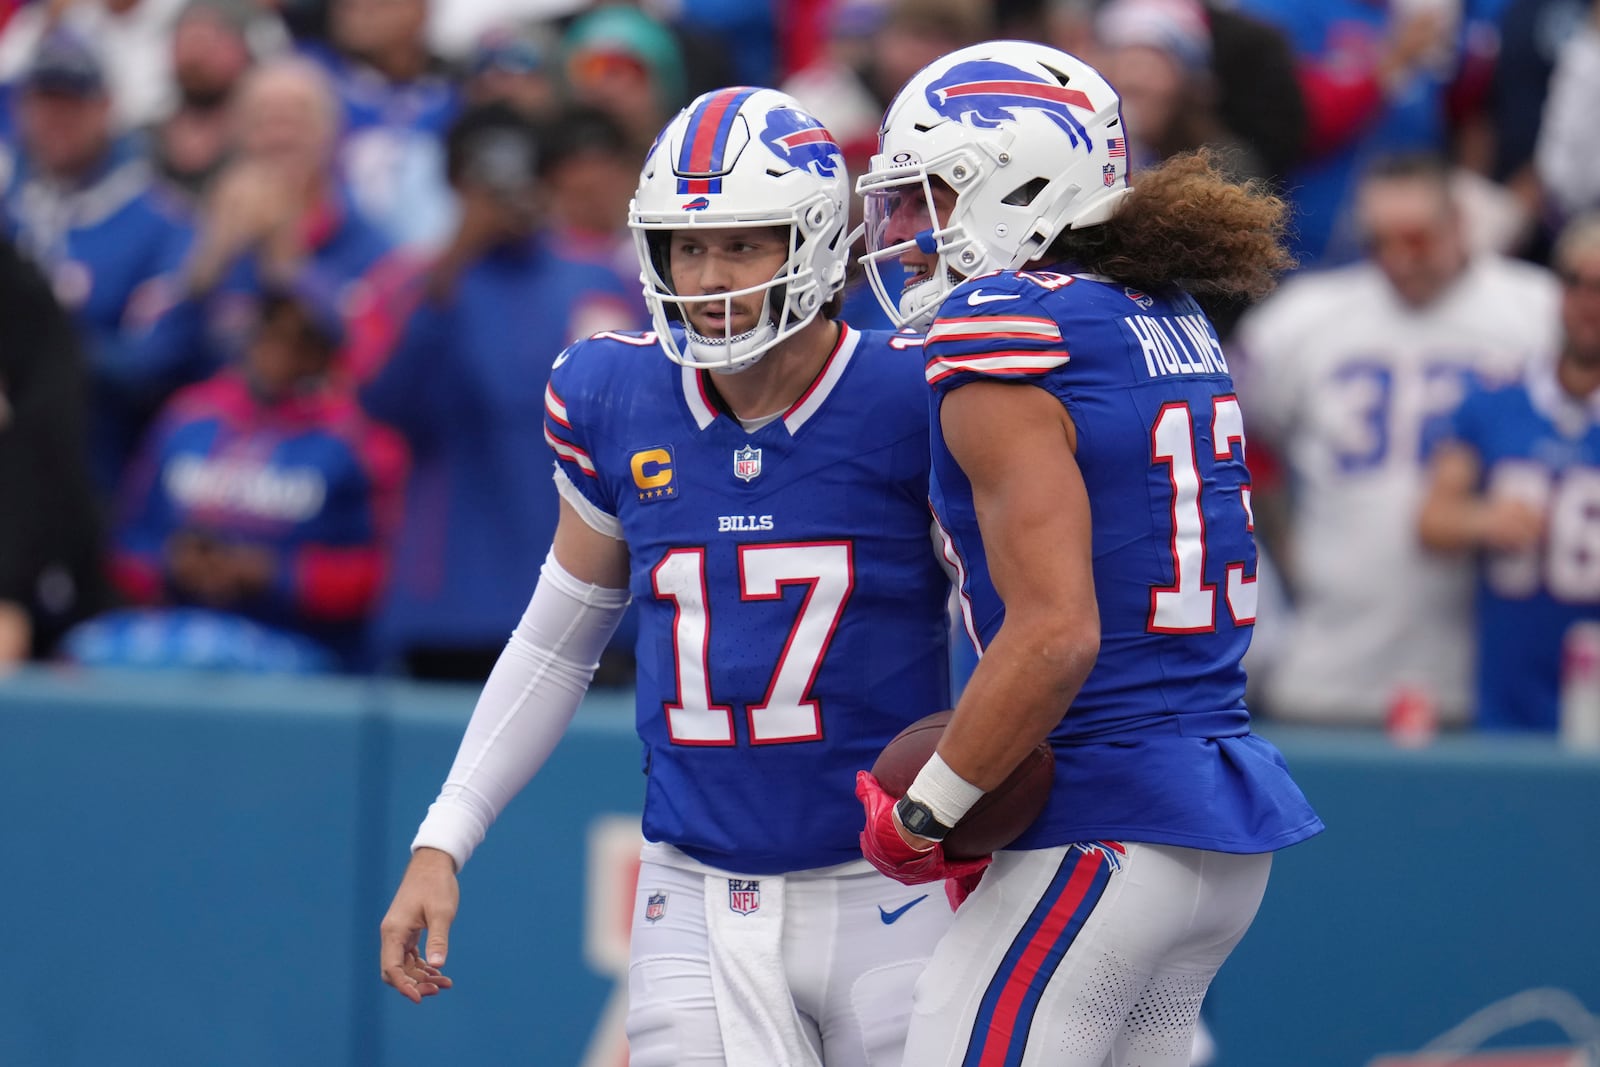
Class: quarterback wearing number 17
379,89,967,1065
851,40,1325,1066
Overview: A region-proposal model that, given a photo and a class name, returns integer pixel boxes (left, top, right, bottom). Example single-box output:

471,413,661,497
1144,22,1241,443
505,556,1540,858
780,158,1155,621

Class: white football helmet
630,87,851,372
857,41,1132,329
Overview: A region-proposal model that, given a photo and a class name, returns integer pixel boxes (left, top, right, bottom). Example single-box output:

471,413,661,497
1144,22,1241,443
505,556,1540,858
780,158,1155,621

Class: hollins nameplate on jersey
1122,313,1230,380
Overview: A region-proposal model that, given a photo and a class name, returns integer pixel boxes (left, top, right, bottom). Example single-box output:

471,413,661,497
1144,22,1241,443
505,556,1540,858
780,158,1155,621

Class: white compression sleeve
409,551,631,870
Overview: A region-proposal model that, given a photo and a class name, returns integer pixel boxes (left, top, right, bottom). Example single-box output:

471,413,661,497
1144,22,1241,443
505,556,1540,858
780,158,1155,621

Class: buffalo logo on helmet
760,107,842,178
925,60,1095,151
681,195,712,211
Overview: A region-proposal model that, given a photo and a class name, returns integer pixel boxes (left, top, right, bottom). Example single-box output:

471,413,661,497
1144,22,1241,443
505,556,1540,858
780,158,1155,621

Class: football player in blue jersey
851,41,1325,1066
1419,213,1600,731
379,88,967,1065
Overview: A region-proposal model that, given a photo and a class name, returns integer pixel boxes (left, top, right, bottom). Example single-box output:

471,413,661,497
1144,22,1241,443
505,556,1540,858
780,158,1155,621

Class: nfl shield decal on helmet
728,879,761,914
1102,163,1117,187
733,445,762,482
645,891,668,923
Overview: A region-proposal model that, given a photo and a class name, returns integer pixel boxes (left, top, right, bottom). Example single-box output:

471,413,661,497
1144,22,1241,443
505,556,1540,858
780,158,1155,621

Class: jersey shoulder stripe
925,315,1064,343
924,274,1073,386
543,332,663,475
926,350,1072,384
543,385,597,477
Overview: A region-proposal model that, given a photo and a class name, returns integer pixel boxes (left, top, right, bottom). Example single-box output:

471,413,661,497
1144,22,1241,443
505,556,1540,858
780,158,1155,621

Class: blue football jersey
926,269,1322,853
545,324,952,872
1445,365,1600,730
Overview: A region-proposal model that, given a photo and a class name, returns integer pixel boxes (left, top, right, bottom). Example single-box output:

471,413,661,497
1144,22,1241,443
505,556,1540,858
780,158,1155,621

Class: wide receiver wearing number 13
379,88,967,1065
851,41,1324,1065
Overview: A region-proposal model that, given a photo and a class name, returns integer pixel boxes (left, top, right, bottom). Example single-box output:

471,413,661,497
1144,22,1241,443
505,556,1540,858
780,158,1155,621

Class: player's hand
855,771,992,887
379,847,460,1004
186,163,294,292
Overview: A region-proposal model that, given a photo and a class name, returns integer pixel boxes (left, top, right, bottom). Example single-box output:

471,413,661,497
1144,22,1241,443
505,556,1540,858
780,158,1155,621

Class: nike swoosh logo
967,290,1019,305
878,895,930,925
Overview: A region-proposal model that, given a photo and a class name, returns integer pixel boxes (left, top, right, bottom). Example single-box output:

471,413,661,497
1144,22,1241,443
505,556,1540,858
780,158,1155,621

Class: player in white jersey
1236,153,1560,725
378,89,964,1066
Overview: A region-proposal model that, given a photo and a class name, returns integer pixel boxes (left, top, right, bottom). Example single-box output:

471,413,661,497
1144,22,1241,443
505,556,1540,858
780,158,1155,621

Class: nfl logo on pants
728,879,761,914
733,445,762,482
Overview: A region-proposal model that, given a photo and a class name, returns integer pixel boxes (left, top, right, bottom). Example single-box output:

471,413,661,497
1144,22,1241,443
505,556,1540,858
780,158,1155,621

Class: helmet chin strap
684,289,781,373
896,258,969,331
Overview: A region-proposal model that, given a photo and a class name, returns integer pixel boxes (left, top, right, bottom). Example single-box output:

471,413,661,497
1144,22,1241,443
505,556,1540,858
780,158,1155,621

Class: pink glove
945,867,987,911
855,770,992,887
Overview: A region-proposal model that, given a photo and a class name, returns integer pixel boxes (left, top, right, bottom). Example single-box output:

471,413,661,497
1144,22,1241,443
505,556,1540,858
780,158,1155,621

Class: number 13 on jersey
1149,394,1258,633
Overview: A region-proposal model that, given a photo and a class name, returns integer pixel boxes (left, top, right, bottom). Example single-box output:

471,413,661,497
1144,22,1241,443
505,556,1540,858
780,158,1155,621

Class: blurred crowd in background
2,0,1598,735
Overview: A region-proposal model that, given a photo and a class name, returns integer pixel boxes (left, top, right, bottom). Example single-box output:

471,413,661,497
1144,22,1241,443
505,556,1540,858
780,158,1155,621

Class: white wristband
904,751,984,829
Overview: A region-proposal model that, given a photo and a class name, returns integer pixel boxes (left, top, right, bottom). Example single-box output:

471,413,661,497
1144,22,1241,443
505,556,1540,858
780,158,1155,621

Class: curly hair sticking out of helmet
1050,146,1296,304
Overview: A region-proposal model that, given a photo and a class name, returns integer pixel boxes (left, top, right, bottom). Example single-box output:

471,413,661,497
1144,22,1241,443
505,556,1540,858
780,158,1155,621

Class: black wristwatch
895,795,954,842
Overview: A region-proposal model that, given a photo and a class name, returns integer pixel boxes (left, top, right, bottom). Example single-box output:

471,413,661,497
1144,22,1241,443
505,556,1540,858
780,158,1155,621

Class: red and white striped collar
680,323,860,434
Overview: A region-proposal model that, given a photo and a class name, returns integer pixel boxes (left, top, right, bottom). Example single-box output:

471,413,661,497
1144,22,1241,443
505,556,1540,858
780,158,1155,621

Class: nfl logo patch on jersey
728,879,761,914
733,445,762,482
645,891,667,922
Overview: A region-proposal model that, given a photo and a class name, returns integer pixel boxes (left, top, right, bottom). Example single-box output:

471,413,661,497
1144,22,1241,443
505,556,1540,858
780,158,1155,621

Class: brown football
869,710,1055,861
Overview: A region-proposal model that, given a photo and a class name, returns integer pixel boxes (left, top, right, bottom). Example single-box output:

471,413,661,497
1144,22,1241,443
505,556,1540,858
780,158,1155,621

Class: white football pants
625,843,954,1067
902,841,1271,1067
